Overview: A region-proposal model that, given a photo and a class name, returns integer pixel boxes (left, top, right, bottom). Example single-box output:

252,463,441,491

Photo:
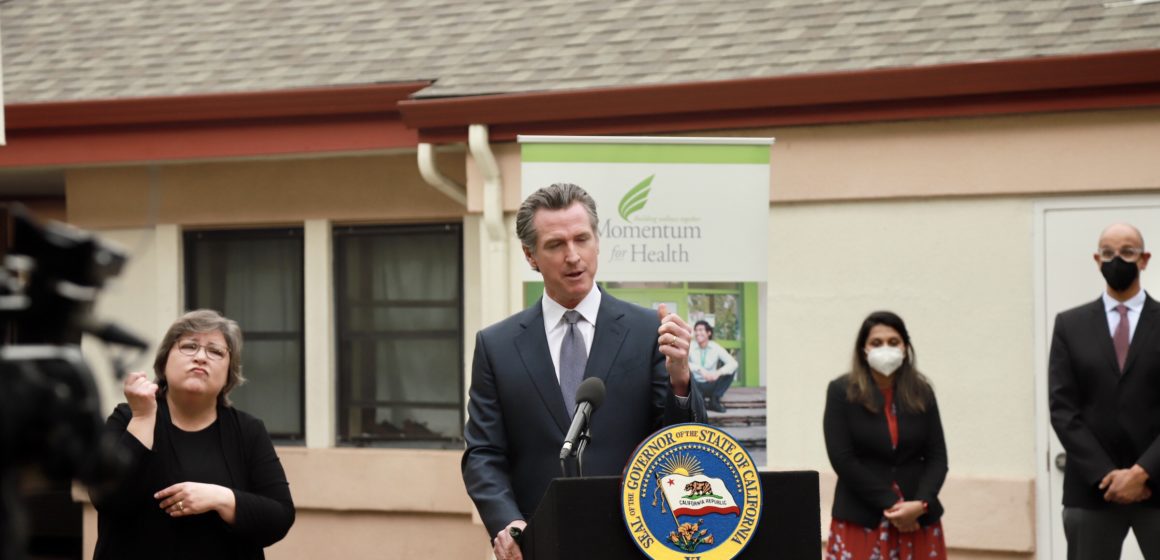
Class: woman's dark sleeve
914,391,949,503
231,417,295,547
822,379,898,511
90,404,155,514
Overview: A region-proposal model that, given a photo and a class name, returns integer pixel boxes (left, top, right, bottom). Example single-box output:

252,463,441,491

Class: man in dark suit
462,183,705,560
1049,223,1160,560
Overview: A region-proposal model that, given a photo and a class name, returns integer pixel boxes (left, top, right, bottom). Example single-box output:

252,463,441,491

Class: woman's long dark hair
846,310,933,414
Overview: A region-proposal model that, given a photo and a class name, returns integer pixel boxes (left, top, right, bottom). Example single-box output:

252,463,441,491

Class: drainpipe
416,143,467,205
468,124,505,243
467,124,510,324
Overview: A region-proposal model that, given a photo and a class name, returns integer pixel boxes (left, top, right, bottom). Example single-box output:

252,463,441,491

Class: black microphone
559,377,605,460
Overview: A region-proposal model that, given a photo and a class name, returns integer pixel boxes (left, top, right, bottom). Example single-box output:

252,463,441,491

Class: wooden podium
520,471,820,559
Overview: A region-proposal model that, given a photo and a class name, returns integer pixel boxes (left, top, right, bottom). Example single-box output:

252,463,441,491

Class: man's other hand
656,304,692,396
493,519,527,560
1100,465,1152,504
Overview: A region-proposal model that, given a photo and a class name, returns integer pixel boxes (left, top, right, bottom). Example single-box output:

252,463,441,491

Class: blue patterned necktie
559,310,587,417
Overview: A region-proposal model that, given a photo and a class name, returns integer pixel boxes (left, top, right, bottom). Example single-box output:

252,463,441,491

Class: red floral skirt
825,518,947,560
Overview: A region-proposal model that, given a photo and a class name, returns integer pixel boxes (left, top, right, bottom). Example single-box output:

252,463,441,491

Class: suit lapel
514,303,571,434
1123,295,1159,376
1086,298,1122,377
585,292,629,385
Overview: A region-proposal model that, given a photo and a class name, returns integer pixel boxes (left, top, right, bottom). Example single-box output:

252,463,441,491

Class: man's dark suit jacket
823,376,948,529
1049,294,1160,508
462,290,706,538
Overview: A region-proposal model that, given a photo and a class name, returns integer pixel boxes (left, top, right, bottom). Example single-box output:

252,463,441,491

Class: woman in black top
93,310,294,560
823,311,948,560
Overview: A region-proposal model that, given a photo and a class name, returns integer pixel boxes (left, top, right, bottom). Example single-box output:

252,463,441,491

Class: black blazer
1049,294,1160,508
822,376,948,528
462,290,706,538
93,401,295,560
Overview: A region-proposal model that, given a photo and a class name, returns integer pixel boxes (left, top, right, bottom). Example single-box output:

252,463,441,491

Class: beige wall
82,507,483,560
766,197,1040,555
766,108,1160,202
817,471,1035,555
482,135,1049,555
83,226,176,410
752,108,1158,559
66,152,467,229
80,449,478,560
69,107,1160,559
766,197,1037,477
70,153,485,560
266,448,480,559
492,108,1160,213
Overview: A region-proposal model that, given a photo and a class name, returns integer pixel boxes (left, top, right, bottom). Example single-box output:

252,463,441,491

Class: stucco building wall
69,107,1160,559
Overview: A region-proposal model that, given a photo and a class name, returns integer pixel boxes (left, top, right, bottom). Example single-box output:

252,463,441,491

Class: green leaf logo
618,175,654,222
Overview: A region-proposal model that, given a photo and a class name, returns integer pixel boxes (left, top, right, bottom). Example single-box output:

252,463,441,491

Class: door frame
1033,194,1160,559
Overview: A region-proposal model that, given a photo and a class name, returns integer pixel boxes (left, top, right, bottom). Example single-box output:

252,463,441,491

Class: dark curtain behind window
334,223,463,448
185,229,304,440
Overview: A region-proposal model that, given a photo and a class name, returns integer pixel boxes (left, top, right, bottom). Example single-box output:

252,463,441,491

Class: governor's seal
621,423,762,560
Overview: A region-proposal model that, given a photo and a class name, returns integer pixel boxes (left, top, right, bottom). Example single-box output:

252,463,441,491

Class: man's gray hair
515,183,599,251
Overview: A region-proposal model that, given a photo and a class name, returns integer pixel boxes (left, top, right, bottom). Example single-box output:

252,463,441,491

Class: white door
1037,197,1160,559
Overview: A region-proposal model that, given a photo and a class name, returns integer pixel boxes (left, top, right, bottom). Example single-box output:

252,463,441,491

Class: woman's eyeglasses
176,341,229,361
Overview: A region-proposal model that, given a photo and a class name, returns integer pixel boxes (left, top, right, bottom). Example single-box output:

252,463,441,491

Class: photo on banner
520,136,772,466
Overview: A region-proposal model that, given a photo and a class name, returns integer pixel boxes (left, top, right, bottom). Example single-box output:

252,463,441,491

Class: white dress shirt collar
542,285,601,381
542,284,601,328
1102,289,1146,314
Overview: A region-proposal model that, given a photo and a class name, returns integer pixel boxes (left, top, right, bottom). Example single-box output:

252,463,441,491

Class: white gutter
468,124,505,242
466,123,510,324
416,143,467,205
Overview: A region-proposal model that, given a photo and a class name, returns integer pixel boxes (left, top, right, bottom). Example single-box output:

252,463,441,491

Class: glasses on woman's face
1098,246,1145,263
176,340,229,361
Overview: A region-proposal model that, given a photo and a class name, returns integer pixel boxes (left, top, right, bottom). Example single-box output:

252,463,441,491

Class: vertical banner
520,135,772,465
520,136,770,282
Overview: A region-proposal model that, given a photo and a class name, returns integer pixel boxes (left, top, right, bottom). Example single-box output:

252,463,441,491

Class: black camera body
0,205,143,560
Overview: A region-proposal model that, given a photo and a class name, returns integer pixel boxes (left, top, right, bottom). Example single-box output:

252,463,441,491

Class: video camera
0,205,147,560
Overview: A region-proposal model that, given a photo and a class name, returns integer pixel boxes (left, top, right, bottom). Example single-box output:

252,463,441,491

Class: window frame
183,227,306,443
332,222,465,448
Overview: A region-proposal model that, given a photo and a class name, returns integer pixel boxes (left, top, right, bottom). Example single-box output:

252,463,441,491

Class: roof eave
0,83,431,167
399,49,1160,142
5,82,431,129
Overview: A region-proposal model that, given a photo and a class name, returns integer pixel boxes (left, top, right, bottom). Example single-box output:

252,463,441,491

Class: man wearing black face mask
1049,223,1160,560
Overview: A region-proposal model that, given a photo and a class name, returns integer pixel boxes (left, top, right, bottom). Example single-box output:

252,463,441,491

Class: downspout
467,124,510,324
468,124,506,243
416,143,467,205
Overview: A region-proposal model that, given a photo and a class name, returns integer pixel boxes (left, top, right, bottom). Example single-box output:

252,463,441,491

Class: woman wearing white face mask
823,311,948,560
